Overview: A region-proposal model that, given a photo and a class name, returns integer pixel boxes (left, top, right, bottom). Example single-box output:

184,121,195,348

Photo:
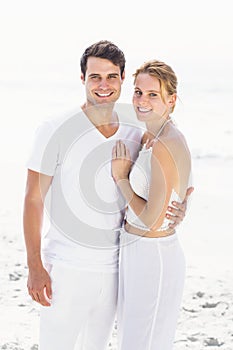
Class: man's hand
166,186,194,229
27,265,52,307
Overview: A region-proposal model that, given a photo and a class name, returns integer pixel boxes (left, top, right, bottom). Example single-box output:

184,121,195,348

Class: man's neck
81,102,119,138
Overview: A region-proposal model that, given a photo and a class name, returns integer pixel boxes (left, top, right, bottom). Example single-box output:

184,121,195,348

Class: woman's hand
112,140,132,183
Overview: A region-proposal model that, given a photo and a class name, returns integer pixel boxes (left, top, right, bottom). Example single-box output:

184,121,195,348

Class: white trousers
118,230,186,350
39,262,118,350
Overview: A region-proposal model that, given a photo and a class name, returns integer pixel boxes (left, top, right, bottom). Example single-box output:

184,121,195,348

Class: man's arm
167,186,194,228
23,169,53,306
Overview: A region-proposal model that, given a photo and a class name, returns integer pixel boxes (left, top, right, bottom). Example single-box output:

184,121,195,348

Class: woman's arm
112,140,178,230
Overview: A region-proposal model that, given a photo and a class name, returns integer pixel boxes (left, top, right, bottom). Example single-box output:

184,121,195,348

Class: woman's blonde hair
133,60,178,112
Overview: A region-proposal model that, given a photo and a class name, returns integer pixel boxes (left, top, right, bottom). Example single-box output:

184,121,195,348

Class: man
23,40,193,350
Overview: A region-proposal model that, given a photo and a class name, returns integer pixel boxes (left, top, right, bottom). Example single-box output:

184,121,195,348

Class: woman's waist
124,221,175,238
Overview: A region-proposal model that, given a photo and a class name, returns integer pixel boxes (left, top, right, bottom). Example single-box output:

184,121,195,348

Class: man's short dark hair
80,40,125,79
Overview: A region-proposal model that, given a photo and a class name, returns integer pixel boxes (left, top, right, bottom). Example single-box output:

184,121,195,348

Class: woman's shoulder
152,124,190,159
160,122,188,146
141,131,155,146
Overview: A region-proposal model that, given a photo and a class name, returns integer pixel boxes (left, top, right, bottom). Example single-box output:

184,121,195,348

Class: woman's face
132,73,173,122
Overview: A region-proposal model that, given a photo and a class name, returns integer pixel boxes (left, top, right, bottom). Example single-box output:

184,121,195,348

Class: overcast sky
0,0,232,160
1,0,232,76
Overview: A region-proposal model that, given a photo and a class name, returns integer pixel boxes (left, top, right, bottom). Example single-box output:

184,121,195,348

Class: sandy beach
1,156,233,350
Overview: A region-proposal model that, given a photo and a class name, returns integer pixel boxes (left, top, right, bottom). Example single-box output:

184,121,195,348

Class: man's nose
99,79,109,89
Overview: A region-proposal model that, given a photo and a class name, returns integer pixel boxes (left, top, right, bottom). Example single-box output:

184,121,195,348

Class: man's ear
81,73,85,85
121,70,125,83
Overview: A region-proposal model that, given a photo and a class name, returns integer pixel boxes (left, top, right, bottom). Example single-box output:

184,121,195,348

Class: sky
0,0,232,162
1,0,232,82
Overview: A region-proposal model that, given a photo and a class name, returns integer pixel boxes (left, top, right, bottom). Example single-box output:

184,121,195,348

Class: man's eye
108,75,117,79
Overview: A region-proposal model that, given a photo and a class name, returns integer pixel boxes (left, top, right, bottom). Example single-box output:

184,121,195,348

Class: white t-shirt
26,106,143,270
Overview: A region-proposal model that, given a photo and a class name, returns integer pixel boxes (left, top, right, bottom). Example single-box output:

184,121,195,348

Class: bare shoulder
152,124,191,165
161,123,190,152
141,131,154,146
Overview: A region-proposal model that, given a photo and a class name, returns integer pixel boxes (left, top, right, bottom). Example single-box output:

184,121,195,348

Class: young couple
23,40,193,349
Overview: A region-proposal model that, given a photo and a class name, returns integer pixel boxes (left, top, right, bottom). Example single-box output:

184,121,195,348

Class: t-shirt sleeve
26,120,59,176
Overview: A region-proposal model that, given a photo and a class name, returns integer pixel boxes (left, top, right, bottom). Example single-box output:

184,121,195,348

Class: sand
1,157,233,349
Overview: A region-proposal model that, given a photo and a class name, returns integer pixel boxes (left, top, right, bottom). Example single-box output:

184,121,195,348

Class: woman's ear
168,94,177,113
169,94,177,106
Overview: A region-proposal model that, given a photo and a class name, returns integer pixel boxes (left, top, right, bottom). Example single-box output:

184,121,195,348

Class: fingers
166,204,184,229
171,200,186,213
167,188,193,228
168,206,184,219
28,286,51,306
27,277,52,307
112,145,117,159
116,140,122,157
116,140,126,157
45,282,52,301
185,186,194,199
167,213,182,229
113,140,129,158
125,147,131,160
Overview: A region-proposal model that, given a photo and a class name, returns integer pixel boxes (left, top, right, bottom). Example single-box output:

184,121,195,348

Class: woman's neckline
141,117,171,151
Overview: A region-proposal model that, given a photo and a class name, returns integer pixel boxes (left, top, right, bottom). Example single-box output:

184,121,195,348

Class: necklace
143,117,171,151
155,117,171,139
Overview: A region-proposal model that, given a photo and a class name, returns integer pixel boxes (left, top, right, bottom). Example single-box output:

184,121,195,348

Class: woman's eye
134,90,142,96
149,93,157,97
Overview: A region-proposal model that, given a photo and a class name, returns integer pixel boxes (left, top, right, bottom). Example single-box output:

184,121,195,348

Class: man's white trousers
39,262,118,350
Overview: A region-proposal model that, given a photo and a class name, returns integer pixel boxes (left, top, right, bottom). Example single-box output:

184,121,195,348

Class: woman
112,59,192,349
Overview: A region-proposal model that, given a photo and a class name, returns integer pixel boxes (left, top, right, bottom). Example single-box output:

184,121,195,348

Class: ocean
0,62,232,206
1,75,232,154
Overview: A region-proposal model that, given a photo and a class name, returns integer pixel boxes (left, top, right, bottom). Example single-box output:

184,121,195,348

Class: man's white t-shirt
26,106,143,271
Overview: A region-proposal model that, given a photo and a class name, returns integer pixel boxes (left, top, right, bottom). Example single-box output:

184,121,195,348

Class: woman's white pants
39,263,118,350
118,230,186,350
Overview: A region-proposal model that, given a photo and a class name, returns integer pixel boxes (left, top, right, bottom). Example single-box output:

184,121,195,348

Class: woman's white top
125,119,181,232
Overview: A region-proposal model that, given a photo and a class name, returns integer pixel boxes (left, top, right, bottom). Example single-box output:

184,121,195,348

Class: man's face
81,57,125,107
